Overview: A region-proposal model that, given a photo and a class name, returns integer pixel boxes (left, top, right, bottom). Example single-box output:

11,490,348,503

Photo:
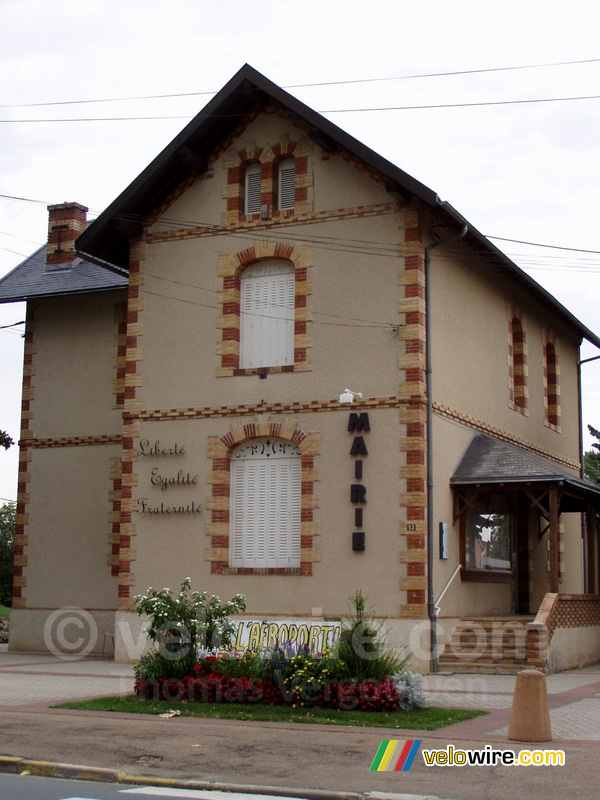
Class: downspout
424,223,468,673
577,352,600,592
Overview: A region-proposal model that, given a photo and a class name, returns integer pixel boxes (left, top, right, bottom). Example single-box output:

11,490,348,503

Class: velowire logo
369,739,423,772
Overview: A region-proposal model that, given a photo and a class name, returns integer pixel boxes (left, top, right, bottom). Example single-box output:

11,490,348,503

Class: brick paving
2,644,600,742
421,663,600,743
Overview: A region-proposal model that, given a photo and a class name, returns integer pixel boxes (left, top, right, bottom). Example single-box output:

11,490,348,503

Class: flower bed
135,671,403,711
132,582,427,713
134,649,423,712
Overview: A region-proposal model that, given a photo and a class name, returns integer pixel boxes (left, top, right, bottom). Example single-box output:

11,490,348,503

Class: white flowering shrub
134,578,246,674
391,670,428,711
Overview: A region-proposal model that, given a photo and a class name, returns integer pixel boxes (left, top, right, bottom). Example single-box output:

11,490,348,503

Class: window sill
460,568,511,583
223,567,303,576
234,365,295,376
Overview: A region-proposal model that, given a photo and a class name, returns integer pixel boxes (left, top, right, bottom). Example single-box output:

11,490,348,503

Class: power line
3,91,600,123
139,286,394,329
0,230,43,245
0,321,25,330
3,56,600,109
488,235,600,254
0,245,28,257
0,193,50,205
3,194,600,272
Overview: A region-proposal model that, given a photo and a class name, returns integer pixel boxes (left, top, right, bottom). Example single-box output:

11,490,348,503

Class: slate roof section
451,433,600,497
0,245,127,304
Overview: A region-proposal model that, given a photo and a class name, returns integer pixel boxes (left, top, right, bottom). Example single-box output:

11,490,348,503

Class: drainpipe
577,352,600,592
424,223,468,673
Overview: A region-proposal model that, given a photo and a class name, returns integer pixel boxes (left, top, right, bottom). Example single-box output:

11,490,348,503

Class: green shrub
338,590,409,682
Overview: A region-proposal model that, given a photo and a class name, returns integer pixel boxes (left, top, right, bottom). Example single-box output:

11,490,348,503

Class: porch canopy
451,433,600,593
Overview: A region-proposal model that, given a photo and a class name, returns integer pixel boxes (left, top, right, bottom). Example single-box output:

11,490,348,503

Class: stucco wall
30,291,126,438
430,242,581,465
128,408,404,620
23,444,120,608
547,625,600,672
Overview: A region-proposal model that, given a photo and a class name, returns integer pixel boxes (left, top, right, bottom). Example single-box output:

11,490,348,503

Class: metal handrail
434,564,462,617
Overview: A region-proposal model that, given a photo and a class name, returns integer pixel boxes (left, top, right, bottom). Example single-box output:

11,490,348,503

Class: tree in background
584,425,600,483
0,430,14,450
0,503,15,607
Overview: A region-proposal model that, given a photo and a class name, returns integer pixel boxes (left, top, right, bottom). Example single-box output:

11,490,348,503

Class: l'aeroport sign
231,618,342,653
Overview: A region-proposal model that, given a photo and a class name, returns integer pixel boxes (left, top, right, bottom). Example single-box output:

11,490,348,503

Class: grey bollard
508,669,552,742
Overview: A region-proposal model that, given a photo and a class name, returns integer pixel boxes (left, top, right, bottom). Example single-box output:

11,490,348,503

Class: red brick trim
12,304,36,608
543,332,561,432
114,302,128,409
508,308,528,416
147,203,396,245
115,243,145,610
20,434,122,449
136,395,406,421
221,130,312,226
527,593,600,669
398,204,427,619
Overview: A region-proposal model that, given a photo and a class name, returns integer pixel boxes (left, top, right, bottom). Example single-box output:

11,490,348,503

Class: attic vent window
277,158,295,211
245,163,261,215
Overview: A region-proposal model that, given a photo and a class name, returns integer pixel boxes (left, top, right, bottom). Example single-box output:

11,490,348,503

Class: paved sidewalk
2,646,600,799
2,644,600,742
421,664,600,742
0,645,133,708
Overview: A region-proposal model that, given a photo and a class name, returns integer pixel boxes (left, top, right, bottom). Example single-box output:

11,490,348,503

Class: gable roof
75,64,599,347
0,245,127,304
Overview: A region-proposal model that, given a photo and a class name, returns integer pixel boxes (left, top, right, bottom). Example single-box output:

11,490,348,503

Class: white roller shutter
278,158,295,210
244,163,261,215
240,259,294,369
230,438,301,568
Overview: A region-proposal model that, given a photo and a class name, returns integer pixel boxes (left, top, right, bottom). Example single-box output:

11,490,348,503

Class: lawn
0,604,10,619
58,694,485,730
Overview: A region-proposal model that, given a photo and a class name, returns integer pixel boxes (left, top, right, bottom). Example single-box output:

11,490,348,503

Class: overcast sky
1,0,600,502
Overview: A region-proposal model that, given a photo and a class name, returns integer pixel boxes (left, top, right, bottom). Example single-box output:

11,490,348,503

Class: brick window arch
206,418,319,575
221,134,312,226
544,336,560,430
216,240,313,377
508,312,528,415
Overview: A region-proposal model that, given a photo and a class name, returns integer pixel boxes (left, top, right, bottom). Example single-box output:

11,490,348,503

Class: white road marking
121,789,312,800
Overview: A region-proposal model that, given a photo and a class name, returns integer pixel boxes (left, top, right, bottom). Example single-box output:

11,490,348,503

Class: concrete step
437,660,531,675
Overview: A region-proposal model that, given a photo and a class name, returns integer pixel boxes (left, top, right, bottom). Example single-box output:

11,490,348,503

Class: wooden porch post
549,487,559,593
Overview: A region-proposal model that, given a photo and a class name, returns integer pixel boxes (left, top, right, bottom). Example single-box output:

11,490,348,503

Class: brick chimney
46,202,88,267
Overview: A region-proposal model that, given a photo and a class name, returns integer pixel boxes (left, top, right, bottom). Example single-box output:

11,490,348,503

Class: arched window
239,259,295,369
244,162,261,215
510,317,527,413
545,342,560,428
277,157,295,211
229,437,301,568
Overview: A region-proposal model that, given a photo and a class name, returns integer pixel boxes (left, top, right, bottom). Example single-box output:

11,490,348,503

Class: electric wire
4,91,600,123
2,56,600,109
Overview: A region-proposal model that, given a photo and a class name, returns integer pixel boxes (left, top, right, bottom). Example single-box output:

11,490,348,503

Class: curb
0,755,364,800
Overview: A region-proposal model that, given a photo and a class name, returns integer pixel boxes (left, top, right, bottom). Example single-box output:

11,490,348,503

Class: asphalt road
1,708,598,800
0,776,323,800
